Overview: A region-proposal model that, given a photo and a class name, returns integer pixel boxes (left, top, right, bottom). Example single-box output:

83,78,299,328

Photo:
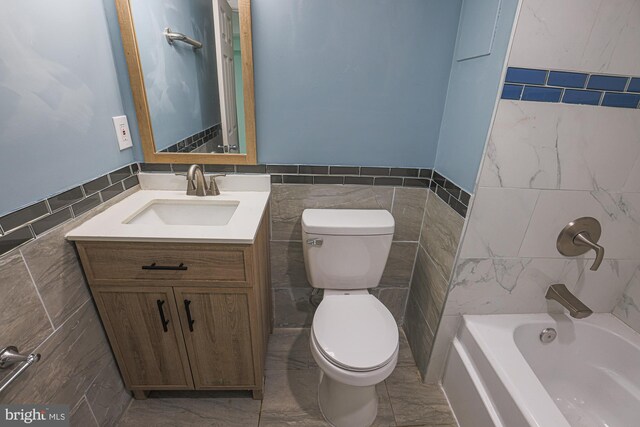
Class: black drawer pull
156,300,169,332
142,263,188,271
184,299,195,332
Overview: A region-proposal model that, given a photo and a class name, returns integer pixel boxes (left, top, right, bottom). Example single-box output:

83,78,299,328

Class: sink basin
64,174,272,243
124,199,240,226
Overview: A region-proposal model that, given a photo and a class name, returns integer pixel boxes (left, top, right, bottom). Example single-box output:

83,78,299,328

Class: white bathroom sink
65,173,271,243
125,199,240,226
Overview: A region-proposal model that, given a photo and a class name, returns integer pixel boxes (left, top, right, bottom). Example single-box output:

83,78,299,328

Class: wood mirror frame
115,0,257,165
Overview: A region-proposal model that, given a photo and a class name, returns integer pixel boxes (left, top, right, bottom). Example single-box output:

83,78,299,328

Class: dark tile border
158,124,222,153
0,158,469,256
345,176,374,185
31,208,73,236
429,177,470,217
138,162,471,218
237,164,267,174
0,227,33,257
330,166,358,175
502,67,640,109
0,202,49,233
0,163,140,256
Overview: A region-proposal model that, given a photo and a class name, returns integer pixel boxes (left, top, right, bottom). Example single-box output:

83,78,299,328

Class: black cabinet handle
184,299,195,332
142,263,188,271
156,300,169,332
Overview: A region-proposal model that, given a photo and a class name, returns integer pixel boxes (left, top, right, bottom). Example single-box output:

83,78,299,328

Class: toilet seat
312,293,399,372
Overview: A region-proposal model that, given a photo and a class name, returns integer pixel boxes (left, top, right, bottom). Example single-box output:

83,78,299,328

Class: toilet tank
301,209,394,290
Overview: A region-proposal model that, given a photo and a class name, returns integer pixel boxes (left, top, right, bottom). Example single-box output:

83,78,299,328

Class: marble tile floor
118,328,457,427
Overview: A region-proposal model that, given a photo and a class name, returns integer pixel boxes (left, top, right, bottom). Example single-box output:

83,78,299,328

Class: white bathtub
442,313,640,427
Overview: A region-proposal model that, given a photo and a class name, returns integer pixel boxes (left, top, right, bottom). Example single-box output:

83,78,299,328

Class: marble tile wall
403,191,464,379
428,0,640,382
509,0,640,76
0,186,138,425
269,184,430,327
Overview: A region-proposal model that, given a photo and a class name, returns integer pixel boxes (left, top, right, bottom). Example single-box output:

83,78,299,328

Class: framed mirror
115,0,256,164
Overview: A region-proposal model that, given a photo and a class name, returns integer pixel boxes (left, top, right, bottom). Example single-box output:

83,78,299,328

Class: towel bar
164,27,203,49
0,346,40,394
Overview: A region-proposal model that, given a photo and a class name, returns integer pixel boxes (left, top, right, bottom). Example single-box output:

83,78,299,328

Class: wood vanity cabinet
75,212,272,400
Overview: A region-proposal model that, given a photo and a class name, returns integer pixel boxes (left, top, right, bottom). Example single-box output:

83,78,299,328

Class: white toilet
302,208,399,427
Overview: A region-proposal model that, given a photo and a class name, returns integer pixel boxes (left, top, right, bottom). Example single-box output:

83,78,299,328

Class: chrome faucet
185,164,226,196
545,284,593,319
186,164,208,196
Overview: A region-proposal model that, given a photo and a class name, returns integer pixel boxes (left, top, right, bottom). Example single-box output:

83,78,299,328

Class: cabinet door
174,288,255,388
93,286,194,389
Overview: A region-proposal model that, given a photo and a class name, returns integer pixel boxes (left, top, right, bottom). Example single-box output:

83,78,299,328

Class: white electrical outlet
112,115,133,150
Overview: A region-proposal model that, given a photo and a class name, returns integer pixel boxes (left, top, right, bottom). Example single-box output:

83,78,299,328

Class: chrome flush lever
557,217,605,271
306,238,323,247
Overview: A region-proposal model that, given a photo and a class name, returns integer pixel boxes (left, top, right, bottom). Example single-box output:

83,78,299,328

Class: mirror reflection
130,0,245,154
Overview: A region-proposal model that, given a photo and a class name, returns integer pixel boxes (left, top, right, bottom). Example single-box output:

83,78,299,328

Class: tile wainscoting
139,162,471,218
0,185,140,425
0,165,140,256
2,160,471,390
141,162,471,380
404,193,464,378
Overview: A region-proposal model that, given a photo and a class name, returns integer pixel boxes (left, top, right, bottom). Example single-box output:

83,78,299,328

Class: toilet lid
312,294,399,372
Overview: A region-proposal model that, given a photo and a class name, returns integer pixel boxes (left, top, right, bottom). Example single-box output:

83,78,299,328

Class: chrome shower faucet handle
557,217,605,271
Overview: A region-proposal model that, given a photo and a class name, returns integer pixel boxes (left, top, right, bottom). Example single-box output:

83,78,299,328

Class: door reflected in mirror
115,0,256,163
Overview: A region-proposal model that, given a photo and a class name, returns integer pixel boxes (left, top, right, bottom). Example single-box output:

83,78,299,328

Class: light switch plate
112,115,133,150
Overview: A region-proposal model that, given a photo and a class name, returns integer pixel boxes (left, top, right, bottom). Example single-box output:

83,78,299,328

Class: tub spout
545,284,593,319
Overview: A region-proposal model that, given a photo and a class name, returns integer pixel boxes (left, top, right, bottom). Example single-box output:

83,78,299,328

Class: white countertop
66,173,271,244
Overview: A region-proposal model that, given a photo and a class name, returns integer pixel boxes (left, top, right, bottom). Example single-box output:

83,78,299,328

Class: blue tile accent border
502,84,524,100
587,75,628,91
562,89,602,106
602,92,640,109
547,71,588,88
501,67,640,109
522,86,562,103
628,78,640,93
505,68,547,85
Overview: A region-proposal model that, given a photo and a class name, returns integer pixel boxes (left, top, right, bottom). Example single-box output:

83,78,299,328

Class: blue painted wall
252,0,462,167
102,0,144,163
0,0,137,216
131,0,221,151
434,0,520,192
0,0,514,218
